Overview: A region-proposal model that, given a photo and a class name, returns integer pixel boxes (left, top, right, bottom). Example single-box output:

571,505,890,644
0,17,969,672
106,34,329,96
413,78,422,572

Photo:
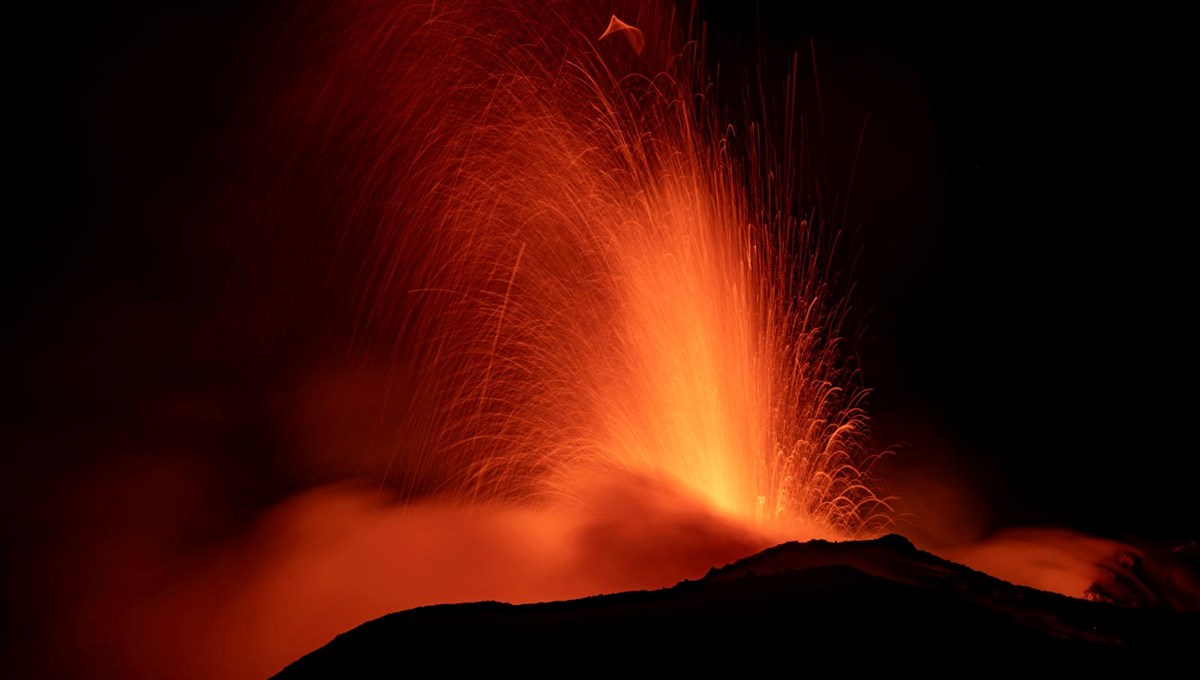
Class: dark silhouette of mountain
275,535,1197,676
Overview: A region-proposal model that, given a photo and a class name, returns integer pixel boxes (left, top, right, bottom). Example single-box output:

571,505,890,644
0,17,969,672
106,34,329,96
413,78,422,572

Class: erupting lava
17,4,1197,680
24,3,908,678
15,3,1200,679
329,0,891,539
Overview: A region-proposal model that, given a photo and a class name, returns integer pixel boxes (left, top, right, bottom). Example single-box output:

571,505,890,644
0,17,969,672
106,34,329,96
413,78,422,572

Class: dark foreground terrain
276,535,1197,675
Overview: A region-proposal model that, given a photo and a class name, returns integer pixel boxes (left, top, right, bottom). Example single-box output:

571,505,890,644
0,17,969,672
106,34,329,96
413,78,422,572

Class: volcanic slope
275,534,1197,675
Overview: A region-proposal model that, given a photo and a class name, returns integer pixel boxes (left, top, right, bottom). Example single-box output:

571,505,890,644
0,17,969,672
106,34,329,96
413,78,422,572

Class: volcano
13,2,1200,678
275,535,1197,675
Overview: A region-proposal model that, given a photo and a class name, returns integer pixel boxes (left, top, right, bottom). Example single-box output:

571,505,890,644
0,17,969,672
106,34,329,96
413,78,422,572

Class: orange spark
599,15,645,55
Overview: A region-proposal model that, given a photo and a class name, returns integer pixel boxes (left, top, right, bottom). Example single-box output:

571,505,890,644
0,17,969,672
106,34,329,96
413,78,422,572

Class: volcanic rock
275,534,1198,675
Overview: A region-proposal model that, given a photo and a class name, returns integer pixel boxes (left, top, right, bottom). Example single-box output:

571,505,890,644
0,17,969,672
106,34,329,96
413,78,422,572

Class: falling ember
17,3,1200,679
317,0,893,540
17,2,907,678
599,15,646,55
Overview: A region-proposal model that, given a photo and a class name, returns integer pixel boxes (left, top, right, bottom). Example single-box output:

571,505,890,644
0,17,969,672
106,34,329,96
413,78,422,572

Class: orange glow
15,4,1185,679
14,4,1163,679
27,2,898,677
136,489,768,679
336,0,892,539
942,529,1136,599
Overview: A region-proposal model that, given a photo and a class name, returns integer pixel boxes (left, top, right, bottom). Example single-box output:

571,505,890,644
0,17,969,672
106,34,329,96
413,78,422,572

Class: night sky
8,0,1196,587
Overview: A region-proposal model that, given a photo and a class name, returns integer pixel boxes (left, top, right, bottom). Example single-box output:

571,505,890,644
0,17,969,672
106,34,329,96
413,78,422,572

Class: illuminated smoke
16,2,903,678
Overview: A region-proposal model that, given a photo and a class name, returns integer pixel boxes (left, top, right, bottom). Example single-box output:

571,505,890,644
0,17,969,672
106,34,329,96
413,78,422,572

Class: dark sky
8,1,1196,547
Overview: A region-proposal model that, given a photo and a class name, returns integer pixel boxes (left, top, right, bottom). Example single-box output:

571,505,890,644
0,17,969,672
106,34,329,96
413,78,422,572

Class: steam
18,466,766,680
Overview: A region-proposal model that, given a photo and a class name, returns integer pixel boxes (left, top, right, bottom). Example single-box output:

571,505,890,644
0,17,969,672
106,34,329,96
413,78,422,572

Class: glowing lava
324,1,892,539
20,4,901,678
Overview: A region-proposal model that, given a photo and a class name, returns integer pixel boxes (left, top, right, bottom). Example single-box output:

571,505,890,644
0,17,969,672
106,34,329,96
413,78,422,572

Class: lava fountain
17,3,903,678
308,0,892,538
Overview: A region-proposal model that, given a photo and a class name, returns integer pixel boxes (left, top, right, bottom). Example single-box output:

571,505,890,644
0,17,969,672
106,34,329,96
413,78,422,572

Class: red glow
31,2,888,675
41,475,768,680
15,2,1156,678
321,0,890,537
943,529,1135,599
